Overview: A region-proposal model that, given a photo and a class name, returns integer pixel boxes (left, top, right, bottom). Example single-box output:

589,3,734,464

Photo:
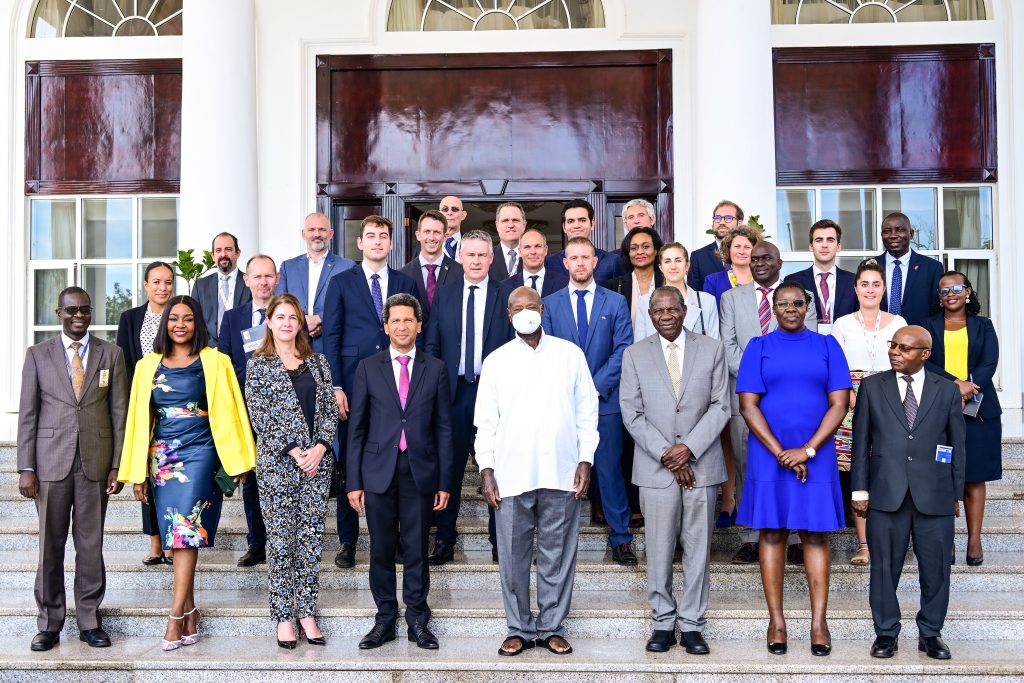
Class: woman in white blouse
658,242,720,339
830,259,907,566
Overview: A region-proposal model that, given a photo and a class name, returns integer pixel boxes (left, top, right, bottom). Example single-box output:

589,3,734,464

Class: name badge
242,323,267,354
99,369,110,387
935,445,953,464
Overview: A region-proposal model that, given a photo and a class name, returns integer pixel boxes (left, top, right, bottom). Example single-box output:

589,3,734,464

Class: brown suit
17,335,128,632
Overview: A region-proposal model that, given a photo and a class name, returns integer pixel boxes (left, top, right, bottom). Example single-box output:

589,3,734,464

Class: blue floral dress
149,359,222,549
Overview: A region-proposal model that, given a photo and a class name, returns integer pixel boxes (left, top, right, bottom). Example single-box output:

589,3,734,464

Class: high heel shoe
966,552,984,566
766,625,787,655
277,621,298,649
298,622,327,646
811,642,832,656
161,613,185,651
180,607,201,646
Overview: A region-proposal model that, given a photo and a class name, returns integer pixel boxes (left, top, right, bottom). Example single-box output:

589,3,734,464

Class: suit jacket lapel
294,257,310,308
482,283,500,343
557,291,580,345
675,331,698,403
405,355,427,412
648,336,677,399
356,269,380,320
584,288,605,351
377,354,403,412
233,272,247,306
49,337,78,404
78,340,102,401
314,255,337,308
910,372,943,434
880,371,909,430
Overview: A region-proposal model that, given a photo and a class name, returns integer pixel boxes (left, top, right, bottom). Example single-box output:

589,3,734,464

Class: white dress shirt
418,253,445,282
389,345,416,389
307,253,326,314
884,252,910,305
361,262,389,297
812,264,837,323
474,333,600,498
251,304,269,328
523,267,546,293
851,365,926,501
459,277,488,377
500,244,519,273
446,231,463,263
568,280,597,324
60,331,91,374
633,273,657,342
754,279,783,311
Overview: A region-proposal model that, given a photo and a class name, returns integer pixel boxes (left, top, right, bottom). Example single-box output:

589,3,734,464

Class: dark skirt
965,415,1002,483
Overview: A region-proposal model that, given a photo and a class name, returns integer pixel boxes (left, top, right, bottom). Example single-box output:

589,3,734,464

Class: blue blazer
346,350,455,496
545,247,625,285
276,252,356,353
877,251,944,326
702,270,736,308
322,266,419,392
425,279,514,398
688,241,725,293
784,266,857,324
541,286,632,416
217,302,257,390
499,269,569,303
922,313,1001,420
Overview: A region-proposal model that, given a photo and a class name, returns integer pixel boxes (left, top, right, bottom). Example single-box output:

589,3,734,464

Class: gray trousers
495,488,580,640
35,454,109,632
640,483,716,632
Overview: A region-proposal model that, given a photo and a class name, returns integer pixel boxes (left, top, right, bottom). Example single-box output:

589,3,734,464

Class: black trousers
435,377,478,545
867,491,954,638
365,454,433,627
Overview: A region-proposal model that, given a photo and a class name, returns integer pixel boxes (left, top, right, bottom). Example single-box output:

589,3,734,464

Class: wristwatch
803,445,816,459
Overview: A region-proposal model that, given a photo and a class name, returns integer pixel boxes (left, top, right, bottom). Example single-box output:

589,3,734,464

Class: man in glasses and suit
688,200,743,293
17,287,129,651
439,196,468,263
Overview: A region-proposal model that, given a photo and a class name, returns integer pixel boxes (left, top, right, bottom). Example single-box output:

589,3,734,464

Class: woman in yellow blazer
118,295,255,652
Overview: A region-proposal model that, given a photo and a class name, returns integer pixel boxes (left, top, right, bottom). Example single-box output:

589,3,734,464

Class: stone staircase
1,440,1023,681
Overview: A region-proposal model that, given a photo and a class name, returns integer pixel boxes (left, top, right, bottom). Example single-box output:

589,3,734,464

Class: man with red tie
401,210,463,321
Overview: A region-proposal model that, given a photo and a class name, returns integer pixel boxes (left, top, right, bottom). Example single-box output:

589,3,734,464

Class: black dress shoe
645,629,675,652
79,628,111,648
680,631,710,655
31,631,60,651
491,546,499,563
237,545,266,567
359,622,396,649
871,635,898,658
787,544,804,565
731,542,759,564
611,543,638,566
919,635,951,659
408,622,439,650
428,540,455,566
142,555,163,566
334,543,356,569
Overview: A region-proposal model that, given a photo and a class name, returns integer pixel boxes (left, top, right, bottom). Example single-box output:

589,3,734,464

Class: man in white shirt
439,195,467,262
476,286,599,657
400,210,463,317
489,202,527,282
783,219,857,335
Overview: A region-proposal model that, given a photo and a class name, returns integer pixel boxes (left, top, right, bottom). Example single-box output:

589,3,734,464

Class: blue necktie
889,260,903,316
574,289,589,347
465,285,478,382
370,273,384,322
445,237,457,260
529,275,539,291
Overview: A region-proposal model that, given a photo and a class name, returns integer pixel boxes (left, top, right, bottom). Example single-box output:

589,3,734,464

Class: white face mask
511,309,542,335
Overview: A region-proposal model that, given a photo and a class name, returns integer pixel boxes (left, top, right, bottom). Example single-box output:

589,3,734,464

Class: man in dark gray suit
400,210,462,319
620,287,730,655
852,325,966,661
192,231,252,345
17,287,128,651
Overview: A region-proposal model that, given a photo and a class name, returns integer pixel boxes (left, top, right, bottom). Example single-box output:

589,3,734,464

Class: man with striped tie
439,196,468,263
720,242,816,564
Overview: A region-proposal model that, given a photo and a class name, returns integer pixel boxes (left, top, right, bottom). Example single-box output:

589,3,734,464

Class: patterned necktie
507,249,517,275
425,264,439,306
666,342,681,399
902,374,918,429
464,285,478,382
819,272,831,323
218,275,230,328
444,237,457,260
397,355,411,451
70,341,84,400
890,260,903,316
529,274,539,291
575,290,589,347
370,273,384,322
757,287,772,335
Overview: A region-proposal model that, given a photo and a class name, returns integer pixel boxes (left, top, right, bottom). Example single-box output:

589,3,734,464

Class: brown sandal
851,542,870,566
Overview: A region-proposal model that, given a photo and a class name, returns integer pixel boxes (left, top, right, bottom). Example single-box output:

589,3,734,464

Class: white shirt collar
389,345,417,362
659,333,685,353
419,253,444,267
362,262,388,279
812,263,837,278
61,331,90,352
755,280,782,292
464,276,489,290
899,365,927,384
307,251,327,265
524,266,546,278
569,279,597,296
220,268,238,282
887,251,910,266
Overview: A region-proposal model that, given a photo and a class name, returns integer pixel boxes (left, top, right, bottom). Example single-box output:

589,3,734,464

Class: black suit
192,270,251,345
489,244,523,282
784,266,857,324
425,278,513,546
851,370,966,639
347,349,454,627
877,251,944,326
499,269,569,303
688,241,724,293
399,255,463,321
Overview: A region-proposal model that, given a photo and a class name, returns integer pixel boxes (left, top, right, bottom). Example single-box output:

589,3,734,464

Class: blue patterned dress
149,359,222,549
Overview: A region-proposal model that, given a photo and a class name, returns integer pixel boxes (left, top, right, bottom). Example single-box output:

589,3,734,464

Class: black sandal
497,636,535,657
539,635,573,655
142,555,163,566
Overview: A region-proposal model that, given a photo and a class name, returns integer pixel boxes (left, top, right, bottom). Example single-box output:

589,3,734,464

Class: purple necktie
425,264,438,306
371,273,384,321
397,355,411,451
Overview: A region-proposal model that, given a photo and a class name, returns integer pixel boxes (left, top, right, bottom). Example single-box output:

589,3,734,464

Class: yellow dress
944,327,969,382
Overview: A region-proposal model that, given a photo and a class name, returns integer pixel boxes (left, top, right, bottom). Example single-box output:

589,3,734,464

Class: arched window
772,0,987,24
387,0,605,32
29,0,183,38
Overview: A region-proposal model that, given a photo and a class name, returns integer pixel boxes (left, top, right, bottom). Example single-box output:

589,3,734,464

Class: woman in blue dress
737,281,851,657
118,295,255,651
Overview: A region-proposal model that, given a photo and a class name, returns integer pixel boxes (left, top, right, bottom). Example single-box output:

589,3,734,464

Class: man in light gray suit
620,286,730,655
17,287,128,651
720,241,816,564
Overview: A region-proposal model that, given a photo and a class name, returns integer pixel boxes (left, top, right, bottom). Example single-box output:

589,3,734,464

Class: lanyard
856,310,883,370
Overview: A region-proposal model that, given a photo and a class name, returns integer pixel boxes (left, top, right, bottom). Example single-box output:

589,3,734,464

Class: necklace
856,310,883,370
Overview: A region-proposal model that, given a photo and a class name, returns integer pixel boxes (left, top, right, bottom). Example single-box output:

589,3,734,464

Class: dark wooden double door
316,50,673,262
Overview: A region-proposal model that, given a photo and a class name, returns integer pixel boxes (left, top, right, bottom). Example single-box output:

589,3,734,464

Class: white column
180,0,259,258
692,0,776,242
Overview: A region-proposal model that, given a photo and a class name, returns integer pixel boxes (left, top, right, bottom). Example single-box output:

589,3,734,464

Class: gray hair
621,198,656,222
460,229,494,250
383,293,423,323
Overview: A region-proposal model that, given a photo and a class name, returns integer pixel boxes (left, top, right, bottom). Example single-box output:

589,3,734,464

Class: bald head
888,325,933,375
751,240,783,286
508,286,541,314
439,195,466,234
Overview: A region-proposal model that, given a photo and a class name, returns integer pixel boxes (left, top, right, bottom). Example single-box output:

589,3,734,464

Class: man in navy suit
500,227,569,303
347,293,454,651
323,215,419,569
192,232,252,345
400,210,463,319
688,200,742,293
488,202,527,283
541,237,636,565
276,212,356,353
546,199,625,284
425,230,514,565
876,212,944,326
784,219,856,334
218,254,279,568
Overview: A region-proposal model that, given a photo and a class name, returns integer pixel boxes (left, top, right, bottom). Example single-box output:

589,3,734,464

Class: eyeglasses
938,284,967,296
713,214,736,223
774,300,807,310
59,305,93,315
440,205,463,213
886,341,930,352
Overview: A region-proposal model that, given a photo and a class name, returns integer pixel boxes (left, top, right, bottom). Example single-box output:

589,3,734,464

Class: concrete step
2,588,1023,641
3,636,1024,682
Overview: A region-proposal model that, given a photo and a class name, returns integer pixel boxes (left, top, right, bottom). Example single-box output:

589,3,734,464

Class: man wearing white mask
475,286,599,657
